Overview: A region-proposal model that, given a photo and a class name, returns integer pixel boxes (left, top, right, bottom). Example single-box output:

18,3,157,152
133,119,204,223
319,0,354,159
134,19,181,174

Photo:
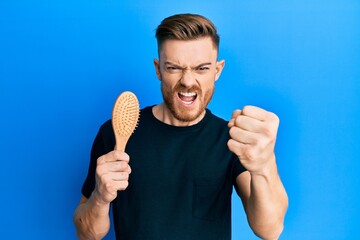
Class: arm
228,106,288,239
235,160,288,239
73,150,131,240
73,195,111,240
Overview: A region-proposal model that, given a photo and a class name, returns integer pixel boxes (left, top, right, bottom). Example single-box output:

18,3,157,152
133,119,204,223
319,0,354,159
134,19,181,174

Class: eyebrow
164,61,212,68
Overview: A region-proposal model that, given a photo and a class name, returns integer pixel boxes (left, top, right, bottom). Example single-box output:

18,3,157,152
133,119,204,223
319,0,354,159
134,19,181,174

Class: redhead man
74,13,288,240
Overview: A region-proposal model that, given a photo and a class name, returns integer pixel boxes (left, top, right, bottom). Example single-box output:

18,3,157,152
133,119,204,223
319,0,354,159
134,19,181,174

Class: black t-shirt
82,106,246,240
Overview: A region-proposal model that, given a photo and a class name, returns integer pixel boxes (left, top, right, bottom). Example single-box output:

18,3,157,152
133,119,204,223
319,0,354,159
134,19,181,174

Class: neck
152,103,205,127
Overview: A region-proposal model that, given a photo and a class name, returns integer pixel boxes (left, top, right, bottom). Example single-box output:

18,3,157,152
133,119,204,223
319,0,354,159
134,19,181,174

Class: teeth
179,92,196,97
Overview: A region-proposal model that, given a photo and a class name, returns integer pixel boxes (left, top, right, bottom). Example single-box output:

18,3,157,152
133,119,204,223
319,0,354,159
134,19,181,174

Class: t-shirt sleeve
231,154,247,184
81,121,114,198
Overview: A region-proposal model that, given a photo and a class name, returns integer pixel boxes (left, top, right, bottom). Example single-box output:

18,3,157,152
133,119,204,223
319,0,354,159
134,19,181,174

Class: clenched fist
93,150,132,204
227,106,279,175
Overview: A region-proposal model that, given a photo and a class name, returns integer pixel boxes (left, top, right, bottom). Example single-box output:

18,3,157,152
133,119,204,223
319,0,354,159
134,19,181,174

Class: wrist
250,154,277,179
90,190,111,212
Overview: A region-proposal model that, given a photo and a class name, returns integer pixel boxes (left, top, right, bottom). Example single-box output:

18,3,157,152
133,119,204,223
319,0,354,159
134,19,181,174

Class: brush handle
115,138,127,152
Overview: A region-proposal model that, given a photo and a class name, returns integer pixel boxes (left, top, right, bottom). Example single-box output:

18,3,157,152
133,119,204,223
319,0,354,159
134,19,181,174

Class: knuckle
97,155,105,164
245,146,256,160
105,182,114,191
262,125,273,138
242,105,255,115
242,106,250,115
235,115,242,126
119,181,129,190
268,112,280,123
253,137,260,146
122,172,130,179
96,161,110,176
96,166,105,177
98,173,109,184
119,161,128,169
273,114,280,123
228,139,243,157
227,139,235,150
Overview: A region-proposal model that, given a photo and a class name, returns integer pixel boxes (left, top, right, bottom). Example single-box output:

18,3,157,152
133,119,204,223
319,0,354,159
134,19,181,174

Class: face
154,37,225,125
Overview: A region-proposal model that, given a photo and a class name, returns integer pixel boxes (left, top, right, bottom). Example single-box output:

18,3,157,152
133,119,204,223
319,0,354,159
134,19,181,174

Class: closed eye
165,65,182,73
197,66,210,71
167,66,178,70
194,65,211,74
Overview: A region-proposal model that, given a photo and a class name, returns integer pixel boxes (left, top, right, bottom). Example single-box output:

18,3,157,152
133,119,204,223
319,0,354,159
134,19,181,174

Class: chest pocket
192,175,231,221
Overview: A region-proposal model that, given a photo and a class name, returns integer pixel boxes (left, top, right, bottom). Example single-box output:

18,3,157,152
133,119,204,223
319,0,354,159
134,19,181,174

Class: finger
228,109,242,127
98,150,130,164
103,180,129,194
112,150,130,162
113,180,129,191
227,138,247,158
107,171,130,181
241,106,270,121
229,126,259,145
232,109,242,119
234,114,264,133
228,138,263,163
228,118,235,128
107,161,132,173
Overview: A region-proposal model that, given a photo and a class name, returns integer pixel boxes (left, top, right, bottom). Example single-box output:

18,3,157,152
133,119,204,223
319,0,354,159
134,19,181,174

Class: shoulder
98,119,113,136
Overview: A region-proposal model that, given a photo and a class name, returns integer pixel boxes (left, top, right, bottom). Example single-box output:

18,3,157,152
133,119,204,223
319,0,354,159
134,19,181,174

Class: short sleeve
231,154,247,184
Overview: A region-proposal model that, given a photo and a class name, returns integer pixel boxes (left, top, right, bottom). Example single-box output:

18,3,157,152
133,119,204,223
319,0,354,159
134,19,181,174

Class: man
74,13,288,240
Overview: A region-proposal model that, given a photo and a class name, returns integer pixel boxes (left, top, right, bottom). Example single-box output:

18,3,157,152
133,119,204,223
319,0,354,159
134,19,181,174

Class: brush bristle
112,91,140,138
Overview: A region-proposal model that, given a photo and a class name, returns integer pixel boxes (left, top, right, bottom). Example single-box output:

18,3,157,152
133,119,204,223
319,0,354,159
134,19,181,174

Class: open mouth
178,91,197,105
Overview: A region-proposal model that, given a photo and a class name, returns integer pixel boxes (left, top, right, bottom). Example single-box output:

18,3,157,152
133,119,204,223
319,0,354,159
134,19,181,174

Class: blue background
1,0,359,239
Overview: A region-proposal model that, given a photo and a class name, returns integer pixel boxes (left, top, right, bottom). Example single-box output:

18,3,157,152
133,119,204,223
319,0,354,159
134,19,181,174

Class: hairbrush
112,91,140,151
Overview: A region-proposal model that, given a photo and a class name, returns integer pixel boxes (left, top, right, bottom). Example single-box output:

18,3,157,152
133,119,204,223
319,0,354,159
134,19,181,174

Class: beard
161,79,214,122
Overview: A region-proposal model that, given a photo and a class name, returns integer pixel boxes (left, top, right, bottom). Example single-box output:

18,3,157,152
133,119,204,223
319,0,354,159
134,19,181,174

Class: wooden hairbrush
112,91,140,151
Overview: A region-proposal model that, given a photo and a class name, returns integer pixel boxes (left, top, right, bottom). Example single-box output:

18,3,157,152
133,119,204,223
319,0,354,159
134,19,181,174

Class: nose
180,68,196,87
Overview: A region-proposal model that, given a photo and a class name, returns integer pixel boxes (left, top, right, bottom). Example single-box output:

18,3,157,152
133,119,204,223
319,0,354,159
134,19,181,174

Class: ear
153,58,161,80
215,60,225,81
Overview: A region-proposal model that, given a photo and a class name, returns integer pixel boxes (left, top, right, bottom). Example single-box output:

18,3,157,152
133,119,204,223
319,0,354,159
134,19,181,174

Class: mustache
174,81,201,94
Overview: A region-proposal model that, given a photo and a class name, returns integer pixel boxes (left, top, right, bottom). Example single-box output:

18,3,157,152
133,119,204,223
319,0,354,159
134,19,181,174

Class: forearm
246,158,288,239
73,193,111,240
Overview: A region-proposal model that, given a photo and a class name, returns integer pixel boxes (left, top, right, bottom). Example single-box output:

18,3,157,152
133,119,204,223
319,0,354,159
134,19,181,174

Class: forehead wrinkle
161,53,214,66
159,38,217,67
